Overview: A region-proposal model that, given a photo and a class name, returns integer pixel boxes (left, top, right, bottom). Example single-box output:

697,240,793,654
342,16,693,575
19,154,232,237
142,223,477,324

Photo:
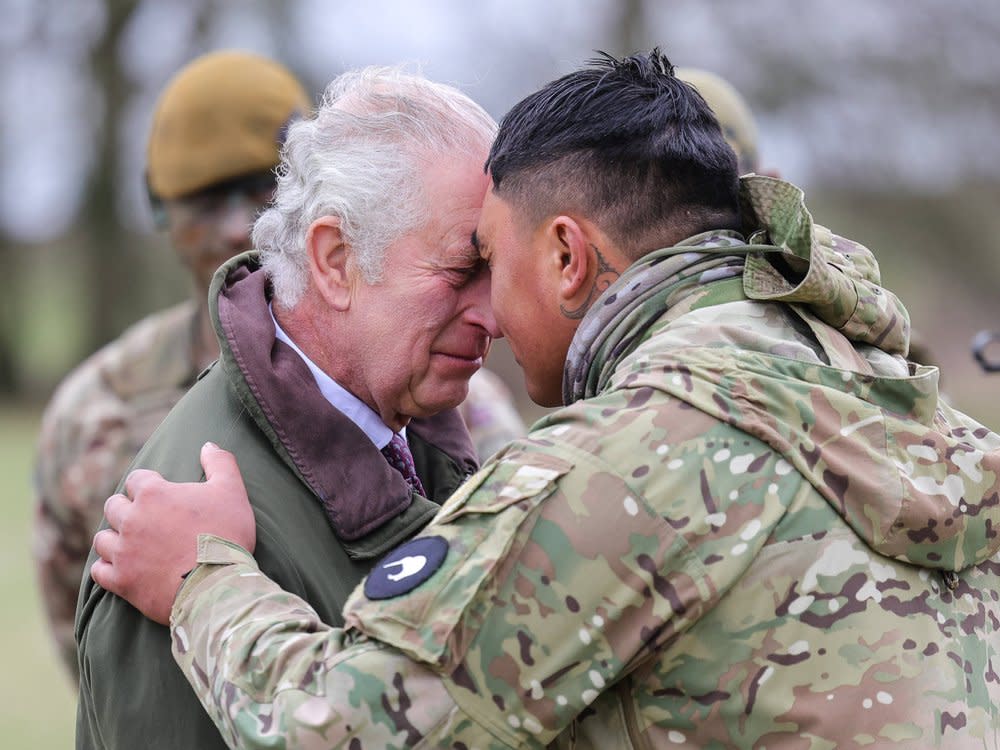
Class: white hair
253,66,498,307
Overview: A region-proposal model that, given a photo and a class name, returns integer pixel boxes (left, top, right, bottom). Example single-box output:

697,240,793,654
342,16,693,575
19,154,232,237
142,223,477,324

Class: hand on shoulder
91,442,257,625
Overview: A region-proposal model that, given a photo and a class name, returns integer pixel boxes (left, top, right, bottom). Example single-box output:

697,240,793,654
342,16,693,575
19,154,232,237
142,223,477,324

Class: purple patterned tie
381,432,426,496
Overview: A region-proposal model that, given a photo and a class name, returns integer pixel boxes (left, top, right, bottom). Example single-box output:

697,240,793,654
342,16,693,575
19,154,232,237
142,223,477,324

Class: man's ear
546,215,590,302
306,216,352,311
545,215,624,319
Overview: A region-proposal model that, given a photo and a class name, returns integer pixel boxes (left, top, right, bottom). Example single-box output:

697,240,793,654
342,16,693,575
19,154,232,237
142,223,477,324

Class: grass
0,401,76,748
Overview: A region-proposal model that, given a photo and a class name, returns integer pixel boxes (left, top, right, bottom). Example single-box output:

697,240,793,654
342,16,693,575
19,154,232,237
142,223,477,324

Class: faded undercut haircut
485,49,740,260
254,66,497,308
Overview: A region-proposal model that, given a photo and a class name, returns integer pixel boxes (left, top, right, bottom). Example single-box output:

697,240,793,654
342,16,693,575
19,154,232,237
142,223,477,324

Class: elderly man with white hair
75,66,500,750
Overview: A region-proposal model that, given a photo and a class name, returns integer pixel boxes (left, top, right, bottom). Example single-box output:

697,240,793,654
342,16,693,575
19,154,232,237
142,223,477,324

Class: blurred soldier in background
32,50,312,682
675,66,763,176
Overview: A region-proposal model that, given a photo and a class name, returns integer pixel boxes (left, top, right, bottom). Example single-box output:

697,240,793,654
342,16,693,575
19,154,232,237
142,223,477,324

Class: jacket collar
209,253,476,545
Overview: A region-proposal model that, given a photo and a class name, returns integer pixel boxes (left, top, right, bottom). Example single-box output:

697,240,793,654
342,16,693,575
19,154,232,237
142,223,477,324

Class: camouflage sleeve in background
33,384,138,682
458,367,527,462
33,303,198,682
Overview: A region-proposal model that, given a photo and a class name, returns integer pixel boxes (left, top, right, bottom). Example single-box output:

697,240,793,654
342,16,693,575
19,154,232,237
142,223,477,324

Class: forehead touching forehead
377,150,491,289
254,64,498,309
470,186,523,262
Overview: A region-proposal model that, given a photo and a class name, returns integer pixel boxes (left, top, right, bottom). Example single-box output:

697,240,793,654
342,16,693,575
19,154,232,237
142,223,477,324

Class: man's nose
465,271,501,339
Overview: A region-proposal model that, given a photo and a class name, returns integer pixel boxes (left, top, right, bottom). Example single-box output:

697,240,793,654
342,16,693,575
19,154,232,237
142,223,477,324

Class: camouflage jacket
33,300,202,681
169,177,1000,749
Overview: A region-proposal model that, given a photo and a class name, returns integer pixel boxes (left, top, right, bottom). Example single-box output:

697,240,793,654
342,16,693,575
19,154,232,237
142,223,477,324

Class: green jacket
165,178,1000,748
74,254,478,750
35,300,202,681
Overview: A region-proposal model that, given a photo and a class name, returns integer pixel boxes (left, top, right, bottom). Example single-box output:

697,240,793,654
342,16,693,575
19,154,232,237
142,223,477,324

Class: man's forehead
474,187,508,239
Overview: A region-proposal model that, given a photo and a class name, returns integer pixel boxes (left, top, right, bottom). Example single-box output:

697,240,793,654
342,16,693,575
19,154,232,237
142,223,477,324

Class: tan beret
147,50,311,200
675,67,759,175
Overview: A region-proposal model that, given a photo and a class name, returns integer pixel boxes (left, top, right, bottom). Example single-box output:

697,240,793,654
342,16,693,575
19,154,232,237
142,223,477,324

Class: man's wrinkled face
347,153,499,428
163,172,276,296
473,186,574,407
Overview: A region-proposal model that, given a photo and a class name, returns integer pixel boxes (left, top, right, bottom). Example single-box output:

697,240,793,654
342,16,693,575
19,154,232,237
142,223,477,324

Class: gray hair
254,66,497,307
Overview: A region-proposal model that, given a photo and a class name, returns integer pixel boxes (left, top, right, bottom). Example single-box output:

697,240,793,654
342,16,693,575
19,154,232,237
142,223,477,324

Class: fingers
200,441,240,484
91,531,125,597
93,528,119,563
90,556,119,591
123,468,166,501
103,493,131,532
200,441,256,553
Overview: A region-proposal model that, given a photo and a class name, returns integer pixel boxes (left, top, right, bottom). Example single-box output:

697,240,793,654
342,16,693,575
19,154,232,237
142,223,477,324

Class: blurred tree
0,248,15,393
79,2,137,355
615,0,646,56
79,0,228,354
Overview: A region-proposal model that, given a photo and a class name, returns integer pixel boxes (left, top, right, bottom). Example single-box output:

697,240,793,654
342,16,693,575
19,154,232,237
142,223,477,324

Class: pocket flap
343,450,574,665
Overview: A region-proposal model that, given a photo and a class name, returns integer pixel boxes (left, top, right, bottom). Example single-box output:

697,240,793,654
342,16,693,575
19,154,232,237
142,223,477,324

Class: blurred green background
3,1,1000,747
1,404,76,746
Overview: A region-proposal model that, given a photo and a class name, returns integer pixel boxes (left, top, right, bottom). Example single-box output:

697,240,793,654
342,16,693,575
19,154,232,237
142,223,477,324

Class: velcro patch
364,535,448,600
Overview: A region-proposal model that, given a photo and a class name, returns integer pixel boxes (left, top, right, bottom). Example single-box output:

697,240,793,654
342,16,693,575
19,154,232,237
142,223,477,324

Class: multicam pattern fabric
33,301,200,681
170,176,1000,748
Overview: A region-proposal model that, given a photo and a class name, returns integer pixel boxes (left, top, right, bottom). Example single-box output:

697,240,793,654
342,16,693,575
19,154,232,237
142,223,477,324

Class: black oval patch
364,535,448,600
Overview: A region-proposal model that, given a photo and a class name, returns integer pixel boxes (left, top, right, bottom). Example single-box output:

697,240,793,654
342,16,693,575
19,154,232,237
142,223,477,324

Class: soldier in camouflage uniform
93,50,1000,748
32,50,311,682
677,65,948,382
675,66,763,176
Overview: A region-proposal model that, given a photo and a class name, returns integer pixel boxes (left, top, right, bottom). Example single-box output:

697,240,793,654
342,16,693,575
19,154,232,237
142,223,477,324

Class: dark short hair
485,49,740,258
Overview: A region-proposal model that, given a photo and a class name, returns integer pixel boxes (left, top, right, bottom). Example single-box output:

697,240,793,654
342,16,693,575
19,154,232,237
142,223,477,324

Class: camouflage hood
565,175,1000,572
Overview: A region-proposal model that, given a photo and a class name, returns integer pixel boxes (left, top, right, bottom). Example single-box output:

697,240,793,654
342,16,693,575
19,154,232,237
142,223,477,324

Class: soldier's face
343,154,499,430
164,172,276,296
474,187,577,407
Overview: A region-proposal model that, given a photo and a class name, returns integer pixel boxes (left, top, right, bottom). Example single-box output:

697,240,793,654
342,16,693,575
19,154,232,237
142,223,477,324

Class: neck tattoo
560,244,620,320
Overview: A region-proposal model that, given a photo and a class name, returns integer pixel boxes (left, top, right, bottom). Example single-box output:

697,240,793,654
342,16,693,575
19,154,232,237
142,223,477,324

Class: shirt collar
270,306,396,449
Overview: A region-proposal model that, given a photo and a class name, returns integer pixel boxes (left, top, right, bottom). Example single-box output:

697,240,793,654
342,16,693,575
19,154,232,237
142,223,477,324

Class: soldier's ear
306,215,352,311
546,215,624,308
548,215,588,302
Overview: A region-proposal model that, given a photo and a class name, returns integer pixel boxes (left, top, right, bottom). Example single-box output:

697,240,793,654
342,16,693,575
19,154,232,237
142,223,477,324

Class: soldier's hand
90,442,257,625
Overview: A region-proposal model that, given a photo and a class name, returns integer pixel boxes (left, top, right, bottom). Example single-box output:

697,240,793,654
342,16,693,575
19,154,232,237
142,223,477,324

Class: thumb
199,441,256,553
200,442,240,484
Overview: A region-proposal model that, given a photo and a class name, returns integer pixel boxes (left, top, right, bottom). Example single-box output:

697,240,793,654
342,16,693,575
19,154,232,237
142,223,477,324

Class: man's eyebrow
428,242,481,274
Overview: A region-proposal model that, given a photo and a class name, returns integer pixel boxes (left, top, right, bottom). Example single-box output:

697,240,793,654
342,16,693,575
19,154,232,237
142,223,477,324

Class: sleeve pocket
343,450,573,665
